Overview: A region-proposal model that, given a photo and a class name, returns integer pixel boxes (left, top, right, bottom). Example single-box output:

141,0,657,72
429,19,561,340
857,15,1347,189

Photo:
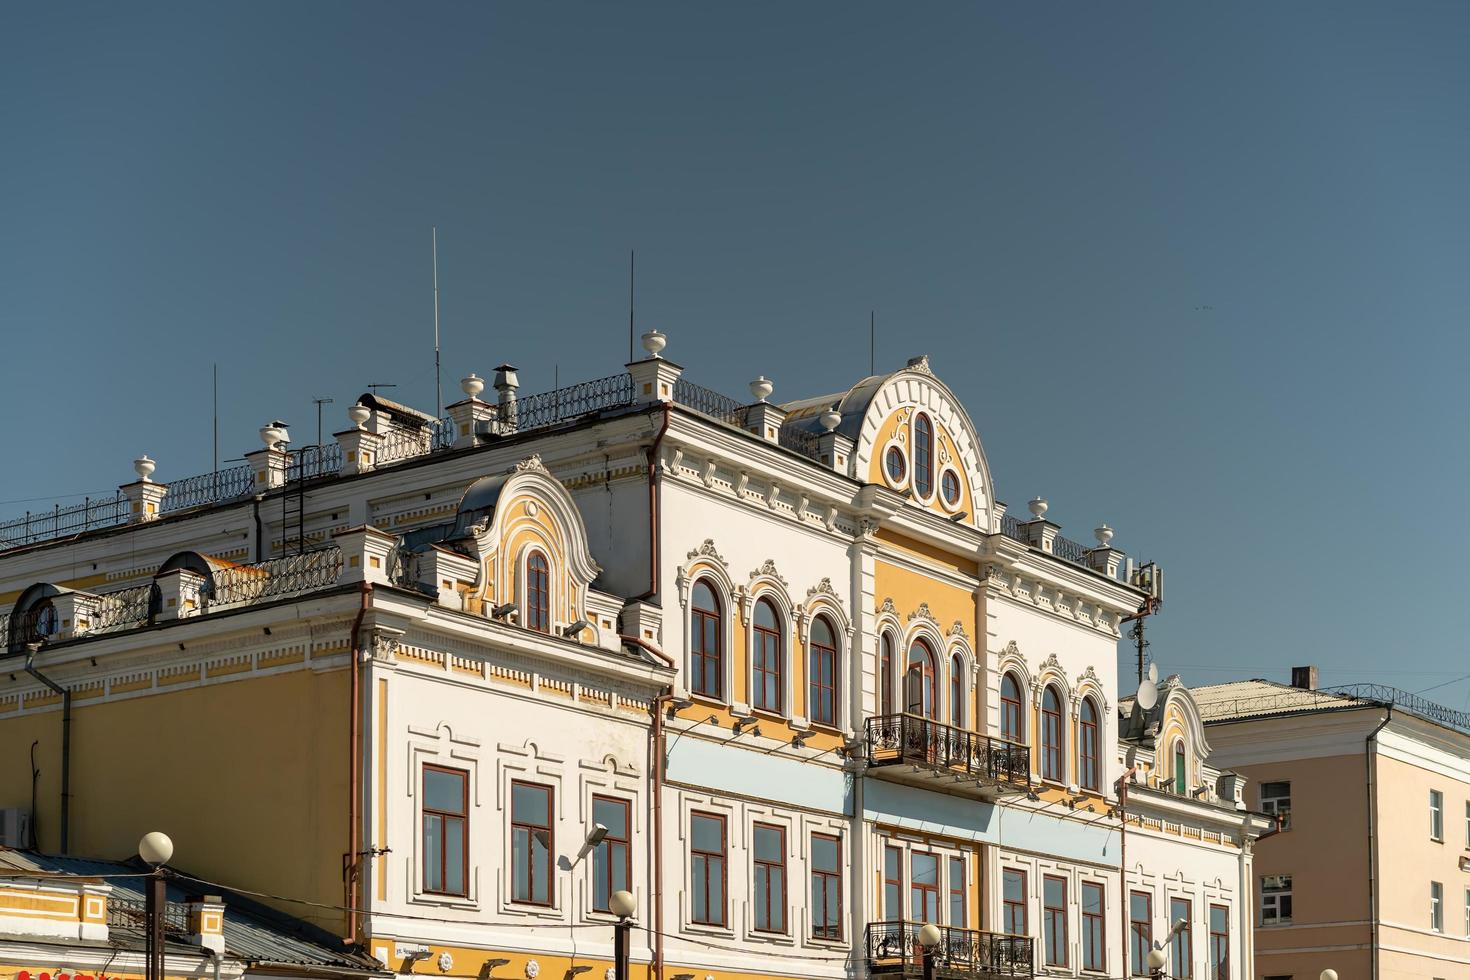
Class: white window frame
1260,781,1291,831
1260,875,1292,926
1430,789,1444,842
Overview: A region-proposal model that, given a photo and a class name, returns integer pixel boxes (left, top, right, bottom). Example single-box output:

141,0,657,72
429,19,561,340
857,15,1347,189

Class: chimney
1290,665,1318,691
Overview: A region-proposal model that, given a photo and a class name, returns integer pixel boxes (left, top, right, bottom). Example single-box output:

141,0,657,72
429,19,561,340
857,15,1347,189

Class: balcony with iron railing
866,921,1034,980
864,713,1030,798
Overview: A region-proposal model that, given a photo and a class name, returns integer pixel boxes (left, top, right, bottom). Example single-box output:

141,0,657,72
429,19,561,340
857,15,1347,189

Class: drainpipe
650,689,673,980
1116,766,1136,980
345,583,372,944
24,643,69,852
1365,706,1392,980
633,406,672,601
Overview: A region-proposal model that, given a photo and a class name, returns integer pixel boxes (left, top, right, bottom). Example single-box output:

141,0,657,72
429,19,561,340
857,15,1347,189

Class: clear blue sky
3,2,1467,701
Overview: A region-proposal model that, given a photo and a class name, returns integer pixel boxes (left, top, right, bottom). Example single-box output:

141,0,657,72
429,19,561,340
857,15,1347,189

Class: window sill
809,934,847,951
503,901,563,920
412,892,478,910
685,921,737,939
746,929,796,947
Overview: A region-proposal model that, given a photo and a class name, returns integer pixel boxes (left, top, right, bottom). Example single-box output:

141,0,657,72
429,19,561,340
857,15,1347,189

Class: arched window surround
912,411,935,501
677,547,738,704
878,629,898,717
799,592,852,731
689,579,725,700
525,549,551,633
1040,685,1066,784
1000,672,1026,745
807,613,840,729
1078,697,1101,792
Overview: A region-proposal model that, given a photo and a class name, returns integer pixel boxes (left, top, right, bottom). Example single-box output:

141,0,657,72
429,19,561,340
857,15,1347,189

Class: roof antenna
432,227,443,419
869,309,875,376
628,249,636,362
212,362,219,501
366,383,397,397
312,397,334,451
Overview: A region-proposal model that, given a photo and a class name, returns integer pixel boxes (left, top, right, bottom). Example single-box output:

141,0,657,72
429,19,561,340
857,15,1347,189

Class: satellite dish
1136,678,1159,711
1147,663,1158,683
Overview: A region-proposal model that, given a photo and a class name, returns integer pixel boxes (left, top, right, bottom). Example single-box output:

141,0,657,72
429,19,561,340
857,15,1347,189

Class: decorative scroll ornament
686,539,726,564
1039,652,1062,672
749,559,788,589
511,453,550,474
878,597,898,617
905,354,935,376
948,620,969,639
908,602,938,625
807,577,838,600
437,953,454,973
1003,639,1021,659
525,962,540,979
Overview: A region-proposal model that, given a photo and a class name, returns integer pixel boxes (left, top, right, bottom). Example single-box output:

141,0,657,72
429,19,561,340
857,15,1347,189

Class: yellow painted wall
866,409,975,522
0,669,348,931
873,556,979,730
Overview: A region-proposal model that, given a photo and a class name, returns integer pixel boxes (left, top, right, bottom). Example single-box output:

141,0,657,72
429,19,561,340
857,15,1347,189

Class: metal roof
1189,679,1377,723
0,850,384,974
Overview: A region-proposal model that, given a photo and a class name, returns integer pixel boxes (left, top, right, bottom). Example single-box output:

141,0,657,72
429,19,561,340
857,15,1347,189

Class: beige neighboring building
1194,667,1470,980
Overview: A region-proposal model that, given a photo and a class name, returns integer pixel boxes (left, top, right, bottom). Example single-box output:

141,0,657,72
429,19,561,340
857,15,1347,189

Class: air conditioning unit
0,808,31,848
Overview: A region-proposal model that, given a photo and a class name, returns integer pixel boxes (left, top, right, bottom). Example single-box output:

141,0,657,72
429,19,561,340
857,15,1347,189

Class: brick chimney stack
1291,665,1319,691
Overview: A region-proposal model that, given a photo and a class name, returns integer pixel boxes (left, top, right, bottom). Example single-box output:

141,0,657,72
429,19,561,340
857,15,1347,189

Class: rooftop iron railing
107,897,189,934
1197,683,1470,736
504,373,637,432
997,513,1102,576
0,494,131,549
865,713,1031,788
866,921,1033,979
208,547,344,608
159,464,254,514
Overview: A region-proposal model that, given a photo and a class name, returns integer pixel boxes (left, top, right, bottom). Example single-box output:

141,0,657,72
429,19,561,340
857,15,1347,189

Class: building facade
1,336,1268,980
1195,670,1470,980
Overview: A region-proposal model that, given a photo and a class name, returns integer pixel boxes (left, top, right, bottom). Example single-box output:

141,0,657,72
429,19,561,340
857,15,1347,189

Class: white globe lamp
138,831,173,867
917,922,943,949
608,889,637,919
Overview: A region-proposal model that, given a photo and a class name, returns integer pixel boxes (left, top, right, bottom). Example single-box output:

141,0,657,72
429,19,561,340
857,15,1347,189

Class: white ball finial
138,831,174,866
641,329,667,358
460,373,485,399
1027,497,1048,520
1094,524,1114,547
749,376,773,402
260,421,289,450
819,408,842,433
347,402,371,428
133,455,156,483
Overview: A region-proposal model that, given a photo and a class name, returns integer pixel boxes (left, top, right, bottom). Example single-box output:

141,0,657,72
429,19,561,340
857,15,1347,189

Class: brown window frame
1082,881,1106,973
1041,686,1065,782
810,833,843,941
884,844,903,919
591,795,631,914
880,632,896,716
421,764,469,897
690,580,723,699
1208,904,1229,980
752,599,783,714
752,822,786,934
907,639,938,720
913,413,934,499
526,551,550,633
1001,673,1024,744
950,654,964,727
1003,867,1028,936
948,856,966,927
809,615,838,728
1171,897,1193,978
910,851,940,923
690,811,728,927
1079,697,1100,791
510,780,553,906
1044,874,1069,967
1130,891,1153,977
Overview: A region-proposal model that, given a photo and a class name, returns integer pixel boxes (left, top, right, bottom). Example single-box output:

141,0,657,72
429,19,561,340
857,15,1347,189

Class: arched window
752,598,783,713
1000,673,1024,744
1041,686,1064,782
906,638,938,720
809,615,838,727
690,580,722,698
1079,698,1100,791
526,551,550,633
1174,740,1187,795
880,631,896,716
950,654,965,727
913,414,934,499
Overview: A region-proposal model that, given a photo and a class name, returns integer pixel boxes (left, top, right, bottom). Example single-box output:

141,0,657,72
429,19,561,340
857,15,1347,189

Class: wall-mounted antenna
628,250,636,363
432,227,442,419
869,310,875,376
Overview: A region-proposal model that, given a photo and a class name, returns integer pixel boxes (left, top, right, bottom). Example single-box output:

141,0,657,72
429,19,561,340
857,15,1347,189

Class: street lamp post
609,890,636,980
138,832,174,980
918,922,943,980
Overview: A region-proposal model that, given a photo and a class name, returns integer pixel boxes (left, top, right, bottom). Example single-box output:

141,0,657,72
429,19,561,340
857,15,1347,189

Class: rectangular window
1171,898,1192,980
511,781,552,905
884,846,903,920
1430,789,1444,841
911,852,940,924
1260,875,1292,926
1082,882,1105,973
1209,905,1229,980
1431,880,1443,932
1464,887,1469,938
1260,781,1291,830
1130,891,1153,977
948,856,966,927
1044,875,1068,967
811,833,843,940
1004,869,1028,936
690,812,727,926
422,766,468,896
591,796,630,913
752,823,786,933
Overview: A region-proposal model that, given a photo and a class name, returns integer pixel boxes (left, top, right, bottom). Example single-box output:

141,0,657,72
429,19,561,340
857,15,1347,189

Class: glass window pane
513,783,549,825
812,835,838,872
424,768,465,812
424,814,443,891
755,599,777,630
445,818,464,894
595,798,628,837
912,853,938,885
513,827,528,899
693,814,721,851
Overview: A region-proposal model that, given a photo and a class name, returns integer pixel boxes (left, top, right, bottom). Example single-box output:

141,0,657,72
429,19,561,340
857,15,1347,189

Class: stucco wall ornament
878,597,898,617
908,602,938,626
1039,652,1062,673
807,577,838,600
437,953,454,973
525,962,540,979
686,539,726,564
948,620,969,639
511,454,550,475
749,559,788,588
905,354,935,376
1003,640,1021,659
605,970,616,980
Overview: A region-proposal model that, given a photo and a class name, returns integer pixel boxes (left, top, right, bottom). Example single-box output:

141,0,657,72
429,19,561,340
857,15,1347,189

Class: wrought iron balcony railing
866,921,1033,979
865,713,1030,789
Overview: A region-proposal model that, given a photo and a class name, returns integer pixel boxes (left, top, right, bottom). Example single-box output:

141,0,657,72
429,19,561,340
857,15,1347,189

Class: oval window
941,470,961,506
885,446,907,484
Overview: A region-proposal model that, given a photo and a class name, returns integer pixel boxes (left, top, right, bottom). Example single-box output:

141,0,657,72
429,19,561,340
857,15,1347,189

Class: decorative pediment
512,453,549,475
1039,652,1062,672
905,354,935,376
948,620,969,639
686,539,726,564
908,602,938,626
878,597,898,617
807,577,838,600
1003,639,1021,658
749,559,788,589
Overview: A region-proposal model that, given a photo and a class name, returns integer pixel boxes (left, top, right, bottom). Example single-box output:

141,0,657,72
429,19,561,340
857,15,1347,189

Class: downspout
633,406,672,601
650,689,673,980
345,583,372,944
1366,706,1392,980
24,645,69,854
1116,767,1136,980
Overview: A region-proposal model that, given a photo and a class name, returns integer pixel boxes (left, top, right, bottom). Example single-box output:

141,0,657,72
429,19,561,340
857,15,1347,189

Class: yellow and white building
0,335,1271,980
